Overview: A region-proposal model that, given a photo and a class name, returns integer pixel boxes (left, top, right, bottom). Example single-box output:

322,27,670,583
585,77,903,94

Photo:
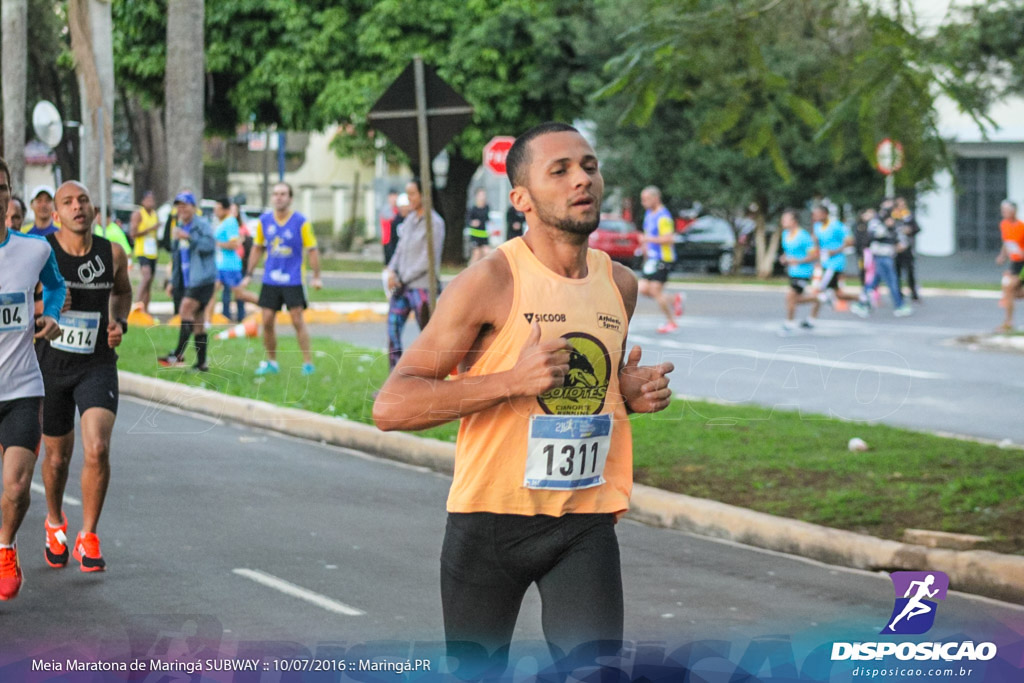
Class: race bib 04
0,290,31,333
51,310,101,354
524,414,612,490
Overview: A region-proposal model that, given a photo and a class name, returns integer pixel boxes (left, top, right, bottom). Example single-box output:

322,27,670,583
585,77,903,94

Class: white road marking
30,482,80,506
630,334,948,380
232,568,365,616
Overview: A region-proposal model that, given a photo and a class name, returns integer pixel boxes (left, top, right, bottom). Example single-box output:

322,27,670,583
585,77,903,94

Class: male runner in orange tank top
373,122,674,672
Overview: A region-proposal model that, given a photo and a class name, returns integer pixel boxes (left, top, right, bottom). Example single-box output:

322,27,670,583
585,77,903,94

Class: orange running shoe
72,532,106,572
45,512,69,568
0,547,24,600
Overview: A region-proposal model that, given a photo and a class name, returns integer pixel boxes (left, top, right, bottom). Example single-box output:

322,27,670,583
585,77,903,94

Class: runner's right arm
373,256,571,432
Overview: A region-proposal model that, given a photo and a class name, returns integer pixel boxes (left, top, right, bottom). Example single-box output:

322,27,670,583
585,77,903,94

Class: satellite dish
32,100,63,148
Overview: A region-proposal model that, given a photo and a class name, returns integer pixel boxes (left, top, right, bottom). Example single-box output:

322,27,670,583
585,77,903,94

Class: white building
916,95,1024,256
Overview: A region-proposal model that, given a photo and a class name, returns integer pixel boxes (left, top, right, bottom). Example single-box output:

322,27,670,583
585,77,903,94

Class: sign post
367,58,473,311
876,138,904,199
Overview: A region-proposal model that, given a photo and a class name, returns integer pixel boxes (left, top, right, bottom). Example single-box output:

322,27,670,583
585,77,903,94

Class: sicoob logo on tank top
537,332,610,415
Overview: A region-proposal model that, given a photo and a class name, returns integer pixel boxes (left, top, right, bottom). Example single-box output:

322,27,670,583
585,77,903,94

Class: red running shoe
45,512,69,568
73,532,106,572
0,547,24,600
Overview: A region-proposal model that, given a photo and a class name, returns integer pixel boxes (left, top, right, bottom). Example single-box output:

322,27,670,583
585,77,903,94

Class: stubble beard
533,202,600,243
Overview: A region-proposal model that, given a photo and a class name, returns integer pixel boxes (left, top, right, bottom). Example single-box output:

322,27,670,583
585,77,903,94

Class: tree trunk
125,94,168,202
165,0,205,197
44,63,80,184
2,0,28,195
436,150,476,265
68,0,114,206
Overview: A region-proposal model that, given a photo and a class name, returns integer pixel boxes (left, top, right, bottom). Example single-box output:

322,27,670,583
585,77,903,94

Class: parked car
674,215,783,274
673,215,739,273
588,218,642,267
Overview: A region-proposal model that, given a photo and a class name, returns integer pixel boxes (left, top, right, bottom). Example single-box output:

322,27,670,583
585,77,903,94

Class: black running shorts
183,283,216,308
640,260,671,284
0,397,42,452
42,362,119,436
258,284,307,312
820,269,843,290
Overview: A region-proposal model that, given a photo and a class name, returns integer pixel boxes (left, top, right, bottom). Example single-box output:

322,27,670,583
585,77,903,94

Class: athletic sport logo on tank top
537,332,611,415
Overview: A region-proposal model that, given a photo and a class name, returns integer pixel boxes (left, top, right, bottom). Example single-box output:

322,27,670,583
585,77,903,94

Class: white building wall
916,169,955,256
915,93,1024,255
1009,151,1024,206
228,126,377,227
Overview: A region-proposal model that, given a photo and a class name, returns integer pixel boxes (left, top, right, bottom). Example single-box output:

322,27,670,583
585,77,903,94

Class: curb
318,270,1002,300
137,301,388,326
119,371,1024,605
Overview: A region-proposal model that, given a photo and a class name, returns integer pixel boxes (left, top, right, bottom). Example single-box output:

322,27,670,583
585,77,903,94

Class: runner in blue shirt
778,210,820,334
241,182,322,376
213,198,246,322
811,205,860,309
638,186,683,334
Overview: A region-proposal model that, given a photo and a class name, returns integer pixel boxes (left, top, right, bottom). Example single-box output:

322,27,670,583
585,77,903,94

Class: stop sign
483,136,515,175
876,138,904,175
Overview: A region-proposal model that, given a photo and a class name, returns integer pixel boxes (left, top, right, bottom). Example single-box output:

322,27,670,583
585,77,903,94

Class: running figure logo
881,571,949,635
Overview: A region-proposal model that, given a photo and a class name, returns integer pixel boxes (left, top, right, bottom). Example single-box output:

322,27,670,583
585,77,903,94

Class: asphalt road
3,398,1020,669
316,276,1024,443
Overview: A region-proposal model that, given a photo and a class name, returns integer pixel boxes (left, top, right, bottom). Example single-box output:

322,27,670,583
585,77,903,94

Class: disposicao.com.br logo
831,571,998,663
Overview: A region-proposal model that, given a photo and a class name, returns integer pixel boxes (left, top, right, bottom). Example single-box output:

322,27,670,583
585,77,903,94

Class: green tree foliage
937,0,1024,100
320,0,603,261
112,0,602,261
594,0,997,274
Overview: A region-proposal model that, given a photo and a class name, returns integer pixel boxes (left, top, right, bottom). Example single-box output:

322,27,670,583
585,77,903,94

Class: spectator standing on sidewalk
384,179,444,369
466,188,491,264
892,196,921,302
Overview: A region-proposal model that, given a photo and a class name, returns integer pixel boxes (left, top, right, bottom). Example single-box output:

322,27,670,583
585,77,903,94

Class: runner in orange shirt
996,200,1024,332
373,122,673,672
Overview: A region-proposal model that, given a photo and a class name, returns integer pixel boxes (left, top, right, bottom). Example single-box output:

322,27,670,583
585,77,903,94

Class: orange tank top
448,238,633,516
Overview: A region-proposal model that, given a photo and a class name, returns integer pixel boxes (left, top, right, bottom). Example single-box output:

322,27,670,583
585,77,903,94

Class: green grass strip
118,327,1023,554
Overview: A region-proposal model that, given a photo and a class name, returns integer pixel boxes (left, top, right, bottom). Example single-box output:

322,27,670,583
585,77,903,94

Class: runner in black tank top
38,181,132,573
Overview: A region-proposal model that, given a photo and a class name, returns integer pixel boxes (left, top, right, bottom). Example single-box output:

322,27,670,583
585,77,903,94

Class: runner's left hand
35,315,61,341
312,277,323,290
619,345,674,413
107,320,123,348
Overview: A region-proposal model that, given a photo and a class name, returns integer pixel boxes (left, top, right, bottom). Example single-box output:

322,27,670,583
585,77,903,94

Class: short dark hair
407,178,422,193
0,156,9,188
506,122,579,188
216,197,231,209
274,181,293,197
9,196,25,214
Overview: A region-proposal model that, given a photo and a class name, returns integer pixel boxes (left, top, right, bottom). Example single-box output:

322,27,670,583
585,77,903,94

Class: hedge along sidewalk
116,328,1024,604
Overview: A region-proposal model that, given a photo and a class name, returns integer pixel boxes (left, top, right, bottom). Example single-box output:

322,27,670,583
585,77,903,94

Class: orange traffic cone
215,316,259,341
128,302,156,327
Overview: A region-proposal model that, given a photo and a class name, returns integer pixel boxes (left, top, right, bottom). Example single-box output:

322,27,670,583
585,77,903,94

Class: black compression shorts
440,512,623,672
